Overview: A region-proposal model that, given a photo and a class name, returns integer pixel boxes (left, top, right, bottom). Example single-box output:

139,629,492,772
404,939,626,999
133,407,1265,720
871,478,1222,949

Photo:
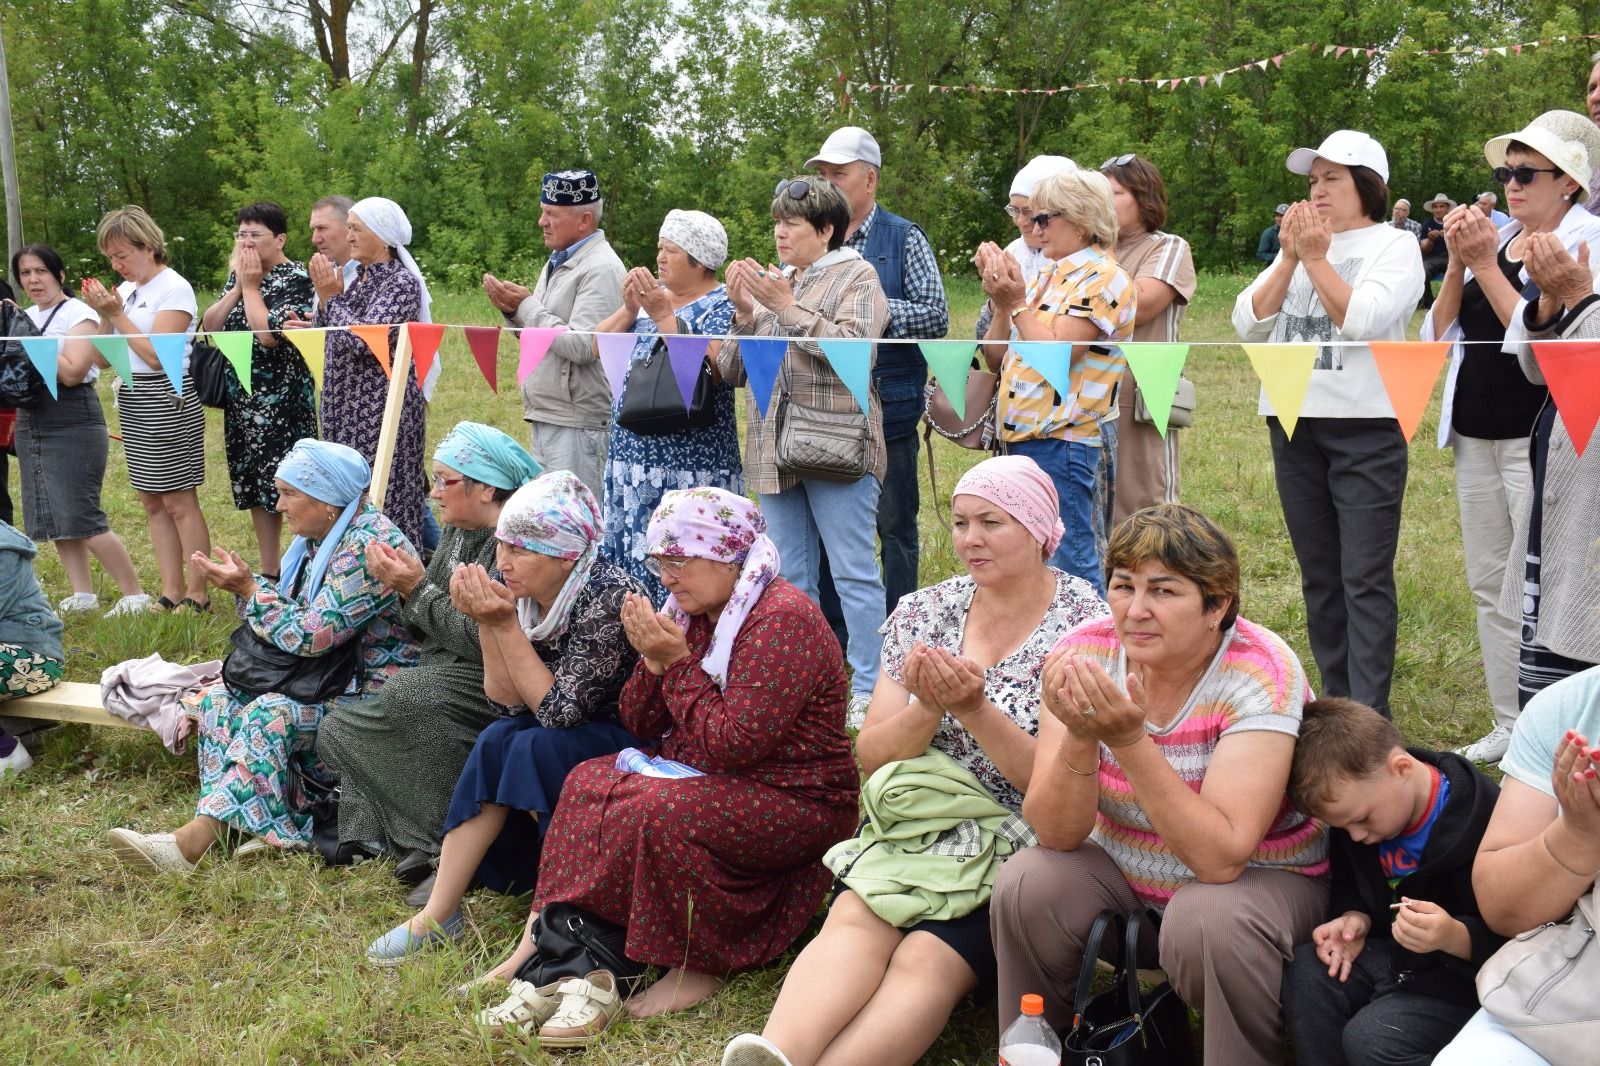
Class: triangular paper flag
407,323,445,388
517,327,566,385
210,331,255,394
285,329,328,391
1531,341,1600,457
1015,341,1075,405
664,335,712,413
462,326,500,392
595,333,635,405
90,336,136,389
816,339,873,413
149,334,187,395
1242,343,1318,438
919,341,980,420
1122,343,1190,437
739,337,787,420
1368,341,1450,441
19,337,59,400
349,323,392,376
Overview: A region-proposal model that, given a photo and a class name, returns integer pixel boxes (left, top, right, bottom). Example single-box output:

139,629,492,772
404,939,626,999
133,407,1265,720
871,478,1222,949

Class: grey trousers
528,420,609,502
991,842,1327,1066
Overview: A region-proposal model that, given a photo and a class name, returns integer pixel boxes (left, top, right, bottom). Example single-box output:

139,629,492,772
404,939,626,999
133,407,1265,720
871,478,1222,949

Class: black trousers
1268,416,1407,716
1282,940,1477,1066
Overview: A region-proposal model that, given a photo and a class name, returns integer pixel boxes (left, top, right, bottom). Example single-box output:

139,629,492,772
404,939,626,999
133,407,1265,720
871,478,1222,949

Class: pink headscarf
952,455,1065,556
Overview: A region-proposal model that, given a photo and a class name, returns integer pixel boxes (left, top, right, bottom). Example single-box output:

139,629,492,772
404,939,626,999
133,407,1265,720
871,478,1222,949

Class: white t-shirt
1232,222,1424,419
26,297,101,383
115,267,197,373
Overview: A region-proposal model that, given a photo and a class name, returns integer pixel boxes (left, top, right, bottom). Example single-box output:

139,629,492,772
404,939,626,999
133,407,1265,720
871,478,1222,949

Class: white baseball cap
1286,130,1390,183
1009,155,1077,198
806,126,882,168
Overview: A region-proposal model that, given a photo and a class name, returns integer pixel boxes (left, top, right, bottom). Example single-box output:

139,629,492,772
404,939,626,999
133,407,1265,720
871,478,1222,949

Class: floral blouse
878,569,1108,810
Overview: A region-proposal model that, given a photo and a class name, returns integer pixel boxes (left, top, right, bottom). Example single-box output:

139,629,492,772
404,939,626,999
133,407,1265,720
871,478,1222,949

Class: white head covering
1010,155,1077,198
349,197,433,325
659,209,729,271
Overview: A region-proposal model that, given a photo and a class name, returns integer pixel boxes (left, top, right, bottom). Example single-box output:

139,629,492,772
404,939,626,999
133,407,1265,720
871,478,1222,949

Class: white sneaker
56,592,99,613
104,828,197,874
722,1034,794,1066
1456,724,1513,765
846,693,871,731
106,594,153,617
0,739,32,778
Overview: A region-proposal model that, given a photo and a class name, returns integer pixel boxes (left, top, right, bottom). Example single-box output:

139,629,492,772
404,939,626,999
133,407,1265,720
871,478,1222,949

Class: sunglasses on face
1493,164,1561,186
1101,153,1136,169
774,178,814,200
1029,212,1061,230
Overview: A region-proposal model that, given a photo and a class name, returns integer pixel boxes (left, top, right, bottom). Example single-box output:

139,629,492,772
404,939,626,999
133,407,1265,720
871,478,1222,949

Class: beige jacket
508,231,625,429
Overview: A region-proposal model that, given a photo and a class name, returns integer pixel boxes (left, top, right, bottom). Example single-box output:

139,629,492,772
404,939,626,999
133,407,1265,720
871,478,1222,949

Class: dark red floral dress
531,578,860,972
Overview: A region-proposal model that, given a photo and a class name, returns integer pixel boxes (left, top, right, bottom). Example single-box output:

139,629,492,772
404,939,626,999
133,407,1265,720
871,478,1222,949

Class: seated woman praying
364,470,645,962
722,455,1108,1066
105,440,421,872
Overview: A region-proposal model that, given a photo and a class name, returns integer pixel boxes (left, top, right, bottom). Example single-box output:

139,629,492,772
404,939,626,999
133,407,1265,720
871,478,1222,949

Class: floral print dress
195,503,421,847
600,288,741,605
218,261,317,511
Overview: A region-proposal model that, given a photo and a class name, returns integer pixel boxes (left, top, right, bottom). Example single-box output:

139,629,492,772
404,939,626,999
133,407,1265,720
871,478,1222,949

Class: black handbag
221,623,362,705
0,301,55,408
189,337,239,408
1064,909,1195,1065
616,334,716,436
514,902,651,992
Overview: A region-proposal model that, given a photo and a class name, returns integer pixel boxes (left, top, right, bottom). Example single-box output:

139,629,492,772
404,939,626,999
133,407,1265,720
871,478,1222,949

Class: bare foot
472,911,538,985
625,968,724,1019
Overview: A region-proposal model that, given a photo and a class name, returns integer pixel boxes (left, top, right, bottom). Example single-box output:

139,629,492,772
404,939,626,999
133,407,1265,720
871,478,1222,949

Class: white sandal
538,970,623,1047
473,978,561,1036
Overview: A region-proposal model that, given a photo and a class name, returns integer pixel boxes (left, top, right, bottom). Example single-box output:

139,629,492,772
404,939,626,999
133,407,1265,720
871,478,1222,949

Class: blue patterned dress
195,503,422,847
600,287,740,604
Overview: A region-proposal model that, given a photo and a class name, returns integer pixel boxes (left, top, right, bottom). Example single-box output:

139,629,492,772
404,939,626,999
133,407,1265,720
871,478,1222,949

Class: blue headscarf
276,439,372,600
433,422,542,491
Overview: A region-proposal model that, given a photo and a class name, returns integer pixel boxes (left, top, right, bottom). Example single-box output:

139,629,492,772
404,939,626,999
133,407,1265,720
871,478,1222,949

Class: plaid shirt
721,251,890,494
843,204,949,339
1391,217,1423,238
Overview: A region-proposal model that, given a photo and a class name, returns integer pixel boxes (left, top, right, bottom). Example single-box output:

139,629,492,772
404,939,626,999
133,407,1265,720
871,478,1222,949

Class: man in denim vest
808,128,948,701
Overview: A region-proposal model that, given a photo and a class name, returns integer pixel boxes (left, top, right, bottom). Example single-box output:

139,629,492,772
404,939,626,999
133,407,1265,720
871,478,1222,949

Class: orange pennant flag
1369,341,1450,441
407,323,446,387
349,323,393,377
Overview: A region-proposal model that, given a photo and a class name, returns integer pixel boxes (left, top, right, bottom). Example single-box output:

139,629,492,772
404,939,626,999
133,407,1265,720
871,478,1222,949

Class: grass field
0,274,1483,1064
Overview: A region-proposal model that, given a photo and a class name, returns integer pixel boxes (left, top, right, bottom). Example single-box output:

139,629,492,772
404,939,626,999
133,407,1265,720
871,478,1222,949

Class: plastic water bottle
998,993,1061,1066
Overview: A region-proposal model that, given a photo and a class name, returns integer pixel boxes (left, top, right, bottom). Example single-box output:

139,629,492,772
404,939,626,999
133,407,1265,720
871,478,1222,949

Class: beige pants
527,420,609,503
1452,434,1530,728
1113,384,1181,526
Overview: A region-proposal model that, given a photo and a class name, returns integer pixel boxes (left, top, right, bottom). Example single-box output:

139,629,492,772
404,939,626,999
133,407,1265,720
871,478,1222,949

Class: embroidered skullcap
542,170,602,206
659,210,729,271
496,471,603,643
433,421,542,491
275,439,373,600
952,455,1065,556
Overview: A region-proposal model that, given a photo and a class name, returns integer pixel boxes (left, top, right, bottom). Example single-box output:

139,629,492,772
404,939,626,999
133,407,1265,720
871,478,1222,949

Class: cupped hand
449,563,518,626
918,646,988,721
1294,204,1333,262
1444,206,1499,273
309,253,345,304
191,546,257,598
1311,912,1370,982
743,261,794,312
1059,656,1149,749
620,592,689,672
980,251,1027,314
237,246,264,288
1277,202,1309,263
81,277,121,318
1552,730,1600,844
725,263,755,317
367,541,426,597
1524,234,1594,309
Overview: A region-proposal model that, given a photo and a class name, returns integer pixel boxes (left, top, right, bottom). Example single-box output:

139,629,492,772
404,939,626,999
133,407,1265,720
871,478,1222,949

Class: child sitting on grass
1280,696,1504,1066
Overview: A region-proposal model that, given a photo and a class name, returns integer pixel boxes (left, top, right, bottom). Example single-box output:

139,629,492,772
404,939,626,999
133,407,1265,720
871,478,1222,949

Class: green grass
0,276,1485,1064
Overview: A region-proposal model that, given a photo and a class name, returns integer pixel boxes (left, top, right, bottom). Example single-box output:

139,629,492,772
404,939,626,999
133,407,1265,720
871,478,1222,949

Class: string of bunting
838,33,1600,99
13,325,1598,455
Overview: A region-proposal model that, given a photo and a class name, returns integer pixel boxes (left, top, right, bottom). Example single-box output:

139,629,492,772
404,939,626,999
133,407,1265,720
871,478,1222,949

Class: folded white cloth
100,653,223,754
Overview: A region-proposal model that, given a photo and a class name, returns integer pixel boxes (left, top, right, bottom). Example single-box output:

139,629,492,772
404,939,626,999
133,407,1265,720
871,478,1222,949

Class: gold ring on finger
1080,705,1096,717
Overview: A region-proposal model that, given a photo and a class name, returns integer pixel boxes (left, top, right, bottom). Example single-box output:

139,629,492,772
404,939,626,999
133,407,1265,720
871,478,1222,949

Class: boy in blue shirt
1281,697,1503,1066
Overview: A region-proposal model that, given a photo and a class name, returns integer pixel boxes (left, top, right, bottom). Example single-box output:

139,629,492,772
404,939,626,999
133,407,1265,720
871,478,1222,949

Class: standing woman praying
82,206,213,613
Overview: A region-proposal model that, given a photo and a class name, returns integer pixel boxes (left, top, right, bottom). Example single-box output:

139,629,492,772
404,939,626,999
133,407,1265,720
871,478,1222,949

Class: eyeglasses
234,231,272,241
1028,212,1061,230
644,555,694,578
1493,165,1562,186
1004,204,1027,219
774,178,814,200
431,474,467,492
1101,154,1136,169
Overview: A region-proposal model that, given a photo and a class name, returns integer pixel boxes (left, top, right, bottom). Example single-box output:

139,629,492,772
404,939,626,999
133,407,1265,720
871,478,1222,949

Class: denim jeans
760,476,886,696
1005,436,1103,596
876,430,921,614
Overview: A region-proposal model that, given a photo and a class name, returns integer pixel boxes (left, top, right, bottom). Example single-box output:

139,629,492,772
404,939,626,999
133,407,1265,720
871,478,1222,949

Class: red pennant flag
1369,341,1450,442
1531,341,1600,457
462,325,501,392
349,323,393,376
406,323,445,388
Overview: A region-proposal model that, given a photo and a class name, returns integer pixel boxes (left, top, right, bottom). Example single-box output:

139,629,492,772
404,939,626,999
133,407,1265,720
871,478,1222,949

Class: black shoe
324,839,381,867
405,871,437,908
394,847,435,886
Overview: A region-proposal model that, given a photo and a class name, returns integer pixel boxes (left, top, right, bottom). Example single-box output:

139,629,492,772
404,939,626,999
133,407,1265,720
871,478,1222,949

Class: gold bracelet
1542,829,1593,879
1058,745,1099,777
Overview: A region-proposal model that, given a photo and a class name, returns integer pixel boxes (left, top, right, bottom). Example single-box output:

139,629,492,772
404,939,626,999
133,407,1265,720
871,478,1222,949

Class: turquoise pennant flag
1122,343,1190,437
918,341,980,420
816,339,873,413
210,331,255,394
1015,341,1074,404
19,338,59,400
149,334,187,395
739,338,787,420
90,336,136,389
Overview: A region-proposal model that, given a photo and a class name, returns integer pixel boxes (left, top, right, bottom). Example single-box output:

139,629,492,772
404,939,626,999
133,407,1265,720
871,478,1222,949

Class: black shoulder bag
189,335,240,408
1064,908,1195,1065
514,902,651,992
0,301,55,408
221,623,361,705
616,334,716,436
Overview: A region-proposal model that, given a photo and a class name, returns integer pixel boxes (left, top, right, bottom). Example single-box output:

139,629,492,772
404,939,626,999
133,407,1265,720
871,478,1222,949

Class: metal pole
0,17,23,262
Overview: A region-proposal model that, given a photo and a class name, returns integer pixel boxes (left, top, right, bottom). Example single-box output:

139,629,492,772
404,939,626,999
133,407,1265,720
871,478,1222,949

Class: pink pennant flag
664,335,712,412
517,326,566,385
595,333,635,406
1198,75,1209,87
1335,45,1349,58
1273,53,1284,67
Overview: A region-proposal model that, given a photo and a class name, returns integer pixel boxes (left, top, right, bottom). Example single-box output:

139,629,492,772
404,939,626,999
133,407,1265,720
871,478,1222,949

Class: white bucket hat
1422,193,1457,211
1287,130,1390,183
1484,110,1600,203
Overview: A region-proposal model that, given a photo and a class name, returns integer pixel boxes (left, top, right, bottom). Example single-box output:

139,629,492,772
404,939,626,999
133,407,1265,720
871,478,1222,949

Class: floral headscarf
645,487,780,687
495,471,602,642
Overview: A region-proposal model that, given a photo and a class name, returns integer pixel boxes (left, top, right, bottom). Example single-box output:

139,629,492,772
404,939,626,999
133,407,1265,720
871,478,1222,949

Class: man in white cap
973,154,1077,337
805,126,948,636
482,169,624,498
1390,198,1422,237
1475,191,1511,228
1257,203,1288,262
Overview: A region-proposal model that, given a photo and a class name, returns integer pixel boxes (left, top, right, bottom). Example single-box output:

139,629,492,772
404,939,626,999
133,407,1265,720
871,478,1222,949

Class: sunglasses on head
774,178,814,200
1493,164,1561,186
1101,153,1136,169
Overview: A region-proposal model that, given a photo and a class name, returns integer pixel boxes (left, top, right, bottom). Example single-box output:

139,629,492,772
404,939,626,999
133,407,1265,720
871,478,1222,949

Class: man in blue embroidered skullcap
481,169,625,501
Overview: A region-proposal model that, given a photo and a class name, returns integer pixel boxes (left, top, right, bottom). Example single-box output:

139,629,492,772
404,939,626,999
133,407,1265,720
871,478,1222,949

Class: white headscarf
349,196,439,396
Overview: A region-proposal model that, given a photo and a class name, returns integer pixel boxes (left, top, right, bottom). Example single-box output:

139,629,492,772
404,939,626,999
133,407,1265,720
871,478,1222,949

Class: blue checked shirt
844,205,949,339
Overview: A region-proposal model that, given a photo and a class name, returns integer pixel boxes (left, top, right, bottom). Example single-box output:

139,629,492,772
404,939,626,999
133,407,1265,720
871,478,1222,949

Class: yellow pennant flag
285,329,328,391
1242,343,1318,439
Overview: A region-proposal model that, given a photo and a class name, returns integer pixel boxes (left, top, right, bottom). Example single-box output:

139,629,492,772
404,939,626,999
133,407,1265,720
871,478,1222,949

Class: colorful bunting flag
1368,341,1450,442
149,334,187,395
919,341,981,420
739,338,788,420
19,337,59,399
816,339,873,413
210,331,255,394
285,329,328,391
349,323,392,376
1122,343,1190,437
90,336,136,389
595,333,635,405
462,326,501,392
407,323,446,388
1242,343,1317,439
1015,341,1074,404
518,327,566,385
1531,341,1600,457
664,335,713,413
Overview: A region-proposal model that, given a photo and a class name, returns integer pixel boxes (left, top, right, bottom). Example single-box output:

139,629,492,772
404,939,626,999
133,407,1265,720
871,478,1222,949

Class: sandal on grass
149,595,180,614
538,970,623,1048
473,977,563,1036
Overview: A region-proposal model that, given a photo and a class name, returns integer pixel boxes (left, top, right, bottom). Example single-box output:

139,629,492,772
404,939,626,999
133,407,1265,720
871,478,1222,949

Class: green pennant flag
210,331,254,394
918,341,980,420
90,336,136,389
1122,343,1190,437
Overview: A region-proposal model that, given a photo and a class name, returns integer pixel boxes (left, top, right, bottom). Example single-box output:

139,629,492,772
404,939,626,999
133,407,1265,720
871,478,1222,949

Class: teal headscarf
276,439,372,600
433,421,542,491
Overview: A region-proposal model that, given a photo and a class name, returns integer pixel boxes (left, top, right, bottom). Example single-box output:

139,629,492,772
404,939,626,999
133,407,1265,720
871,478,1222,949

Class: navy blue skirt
444,714,639,894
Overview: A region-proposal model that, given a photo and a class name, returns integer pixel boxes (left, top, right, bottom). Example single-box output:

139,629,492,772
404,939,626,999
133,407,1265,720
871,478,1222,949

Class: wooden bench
2,681,138,729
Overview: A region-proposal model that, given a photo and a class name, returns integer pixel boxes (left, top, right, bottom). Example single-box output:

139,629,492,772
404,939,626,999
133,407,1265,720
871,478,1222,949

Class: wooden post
0,18,24,261
369,323,414,510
